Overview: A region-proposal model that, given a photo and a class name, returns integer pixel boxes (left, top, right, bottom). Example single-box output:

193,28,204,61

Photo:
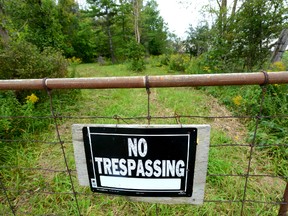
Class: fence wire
0,79,287,216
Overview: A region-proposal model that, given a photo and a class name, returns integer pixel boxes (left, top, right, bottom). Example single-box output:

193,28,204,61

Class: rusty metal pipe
0,72,287,90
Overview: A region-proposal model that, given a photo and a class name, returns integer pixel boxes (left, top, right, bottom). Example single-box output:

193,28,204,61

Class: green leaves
199,0,288,72
0,41,68,79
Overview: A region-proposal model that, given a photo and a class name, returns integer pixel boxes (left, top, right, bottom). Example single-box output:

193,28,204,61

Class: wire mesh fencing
0,73,288,215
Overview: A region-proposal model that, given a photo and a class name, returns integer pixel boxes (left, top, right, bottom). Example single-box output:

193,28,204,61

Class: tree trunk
271,29,288,63
221,0,227,31
107,22,116,64
231,0,238,17
133,0,141,43
0,3,9,45
221,0,227,13
105,8,117,64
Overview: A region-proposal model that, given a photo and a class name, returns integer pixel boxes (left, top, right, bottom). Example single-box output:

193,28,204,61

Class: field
0,63,286,215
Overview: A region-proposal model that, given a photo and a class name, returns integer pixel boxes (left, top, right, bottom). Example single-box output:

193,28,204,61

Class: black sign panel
83,126,197,197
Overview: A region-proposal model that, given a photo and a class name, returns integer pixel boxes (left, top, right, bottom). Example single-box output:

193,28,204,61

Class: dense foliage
185,0,288,72
0,41,68,79
1,0,169,66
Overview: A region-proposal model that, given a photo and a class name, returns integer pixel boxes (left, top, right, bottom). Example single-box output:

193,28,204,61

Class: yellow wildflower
26,93,39,104
68,56,82,65
271,61,286,71
232,95,243,106
203,66,210,71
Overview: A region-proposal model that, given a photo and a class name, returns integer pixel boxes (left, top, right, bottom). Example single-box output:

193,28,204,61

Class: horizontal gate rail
0,71,287,90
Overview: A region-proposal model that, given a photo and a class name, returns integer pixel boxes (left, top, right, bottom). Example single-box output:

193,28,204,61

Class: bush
185,56,207,74
0,41,68,79
168,54,190,72
125,40,146,72
0,41,80,165
128,58,146,72
158,54,170,66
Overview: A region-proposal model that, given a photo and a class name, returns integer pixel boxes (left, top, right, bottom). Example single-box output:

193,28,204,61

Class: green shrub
128,58,146,72
125,40,146,72
168,54,190,72
158,54,170,66
0,41,80,165
185,56,206,74
0,41,68,79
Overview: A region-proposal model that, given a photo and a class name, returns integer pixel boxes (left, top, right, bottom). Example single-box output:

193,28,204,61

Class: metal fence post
279,182,288,216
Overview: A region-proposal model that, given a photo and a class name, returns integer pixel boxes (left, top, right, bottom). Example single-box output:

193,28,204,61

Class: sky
156,0,211,38
76,0,233,39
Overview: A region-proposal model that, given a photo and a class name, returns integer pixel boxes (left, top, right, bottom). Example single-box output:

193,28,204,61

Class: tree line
0,0,169,65
0,0,287,73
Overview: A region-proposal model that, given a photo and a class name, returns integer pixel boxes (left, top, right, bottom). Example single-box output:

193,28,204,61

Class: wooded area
0,0,287,75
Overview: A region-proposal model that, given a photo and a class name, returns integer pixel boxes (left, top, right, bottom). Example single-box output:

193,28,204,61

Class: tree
131,0,142,43
0,1,9,46
185,23,210,58
4,0,65,50
141,0,168,55
87,0,119,63
217,0,227,35
206,0,288,71
234,0,287,70
72,12,97,62
57,0,80,57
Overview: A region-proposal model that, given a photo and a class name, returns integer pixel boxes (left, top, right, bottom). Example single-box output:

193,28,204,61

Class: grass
0,62,286,215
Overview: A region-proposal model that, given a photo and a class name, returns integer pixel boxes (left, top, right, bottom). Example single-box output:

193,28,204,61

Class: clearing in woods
2,63,285,215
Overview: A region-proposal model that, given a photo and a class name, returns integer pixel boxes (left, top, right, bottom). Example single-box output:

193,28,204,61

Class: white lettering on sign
119,158,127,176
94,159,185,177
128,138,148,157
94,137,186,178
127,159,136,176
145,160,153,177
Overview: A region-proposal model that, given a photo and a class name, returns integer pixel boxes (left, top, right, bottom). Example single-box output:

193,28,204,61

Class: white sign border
72,124,210,205
87,131,191,193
